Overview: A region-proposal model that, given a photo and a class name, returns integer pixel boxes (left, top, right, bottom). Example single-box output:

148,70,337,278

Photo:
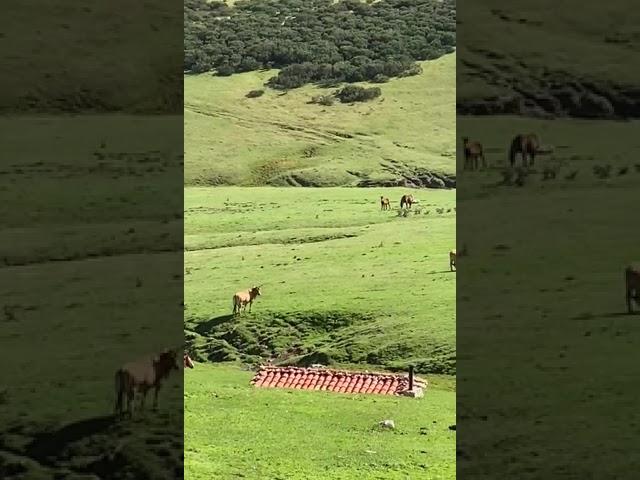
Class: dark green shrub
246,89,265,98
334,85,381,103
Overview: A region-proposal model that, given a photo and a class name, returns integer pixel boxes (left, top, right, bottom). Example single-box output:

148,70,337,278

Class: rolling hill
457,0,640,118
185,52,455,186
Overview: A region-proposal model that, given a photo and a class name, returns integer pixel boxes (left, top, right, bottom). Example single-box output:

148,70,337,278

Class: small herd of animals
463,133,542,170
463,134,640,178
114,263,637,420
380,194,416,210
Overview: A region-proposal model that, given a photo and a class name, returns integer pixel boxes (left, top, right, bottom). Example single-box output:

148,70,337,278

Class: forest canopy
184,0,456,89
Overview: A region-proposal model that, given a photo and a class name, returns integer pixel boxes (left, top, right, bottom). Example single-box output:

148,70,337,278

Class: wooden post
408,365,414,390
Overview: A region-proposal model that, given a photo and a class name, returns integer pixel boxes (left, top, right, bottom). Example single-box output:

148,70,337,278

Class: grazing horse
449,250,456,271
462,137,486,170
184,352,195,369
233,286,262,315
509,134,540,168
380,196,390,211
114,348,181,419
626,265,640,313
400,194,415,209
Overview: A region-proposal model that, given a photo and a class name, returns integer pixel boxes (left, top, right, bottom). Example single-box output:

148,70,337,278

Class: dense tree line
185,0,455,88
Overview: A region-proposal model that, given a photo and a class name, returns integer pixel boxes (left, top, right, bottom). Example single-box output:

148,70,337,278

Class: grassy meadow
185,187,455,373
183,21,457,477
184,53,455,186
185,363,455,480
183,186,457,479
456,116,640,478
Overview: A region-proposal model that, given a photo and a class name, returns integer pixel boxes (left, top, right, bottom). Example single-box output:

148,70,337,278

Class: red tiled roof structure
250,366,426,396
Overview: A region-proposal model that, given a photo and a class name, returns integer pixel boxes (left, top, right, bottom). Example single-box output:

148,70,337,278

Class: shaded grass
456,116,640,478
0,115,183,479
457,1,640,101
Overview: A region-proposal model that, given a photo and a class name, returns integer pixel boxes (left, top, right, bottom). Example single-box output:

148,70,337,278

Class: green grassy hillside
1,3,181,113
184,53,455,186
184,187,456,374
456,116,640,477
457,1,639,117
0,115,183,479
185,363,455,480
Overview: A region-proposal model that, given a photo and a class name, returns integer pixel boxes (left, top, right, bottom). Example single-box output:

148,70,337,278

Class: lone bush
246,89,265,98
334,85,381,104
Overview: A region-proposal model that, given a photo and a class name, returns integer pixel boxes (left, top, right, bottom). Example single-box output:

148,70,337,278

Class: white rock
379,419,395,429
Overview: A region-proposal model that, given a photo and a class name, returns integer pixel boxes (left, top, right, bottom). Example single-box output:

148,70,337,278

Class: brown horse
462,137,486,170
400,194,415,209
380,196,390,211
626,265,640,313
233,286,262,315
114,348,181,419
184,352,195,369
509,134,540,167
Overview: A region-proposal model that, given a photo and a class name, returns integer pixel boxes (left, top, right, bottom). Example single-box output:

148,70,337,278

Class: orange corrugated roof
250,366,425,396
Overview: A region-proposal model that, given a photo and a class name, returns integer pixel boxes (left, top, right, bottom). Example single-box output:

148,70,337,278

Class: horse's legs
529,150,536,167
140,388,147,411
114,388,122,417
628,289,634,314
153,385,160,411
127,389,135,418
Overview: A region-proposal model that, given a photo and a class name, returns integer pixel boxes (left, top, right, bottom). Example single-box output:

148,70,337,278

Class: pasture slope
0,116,184,479
184,53,455,187
184,187,456,478
457,0,640,118
456,115,640,478
457,4,640,475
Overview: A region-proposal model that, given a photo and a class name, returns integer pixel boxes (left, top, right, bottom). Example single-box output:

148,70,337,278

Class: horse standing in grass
400,194,415,209
233,286,262,315
509,134,540,167
114,348,181,419
380,196,390,211
462,137,486,170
